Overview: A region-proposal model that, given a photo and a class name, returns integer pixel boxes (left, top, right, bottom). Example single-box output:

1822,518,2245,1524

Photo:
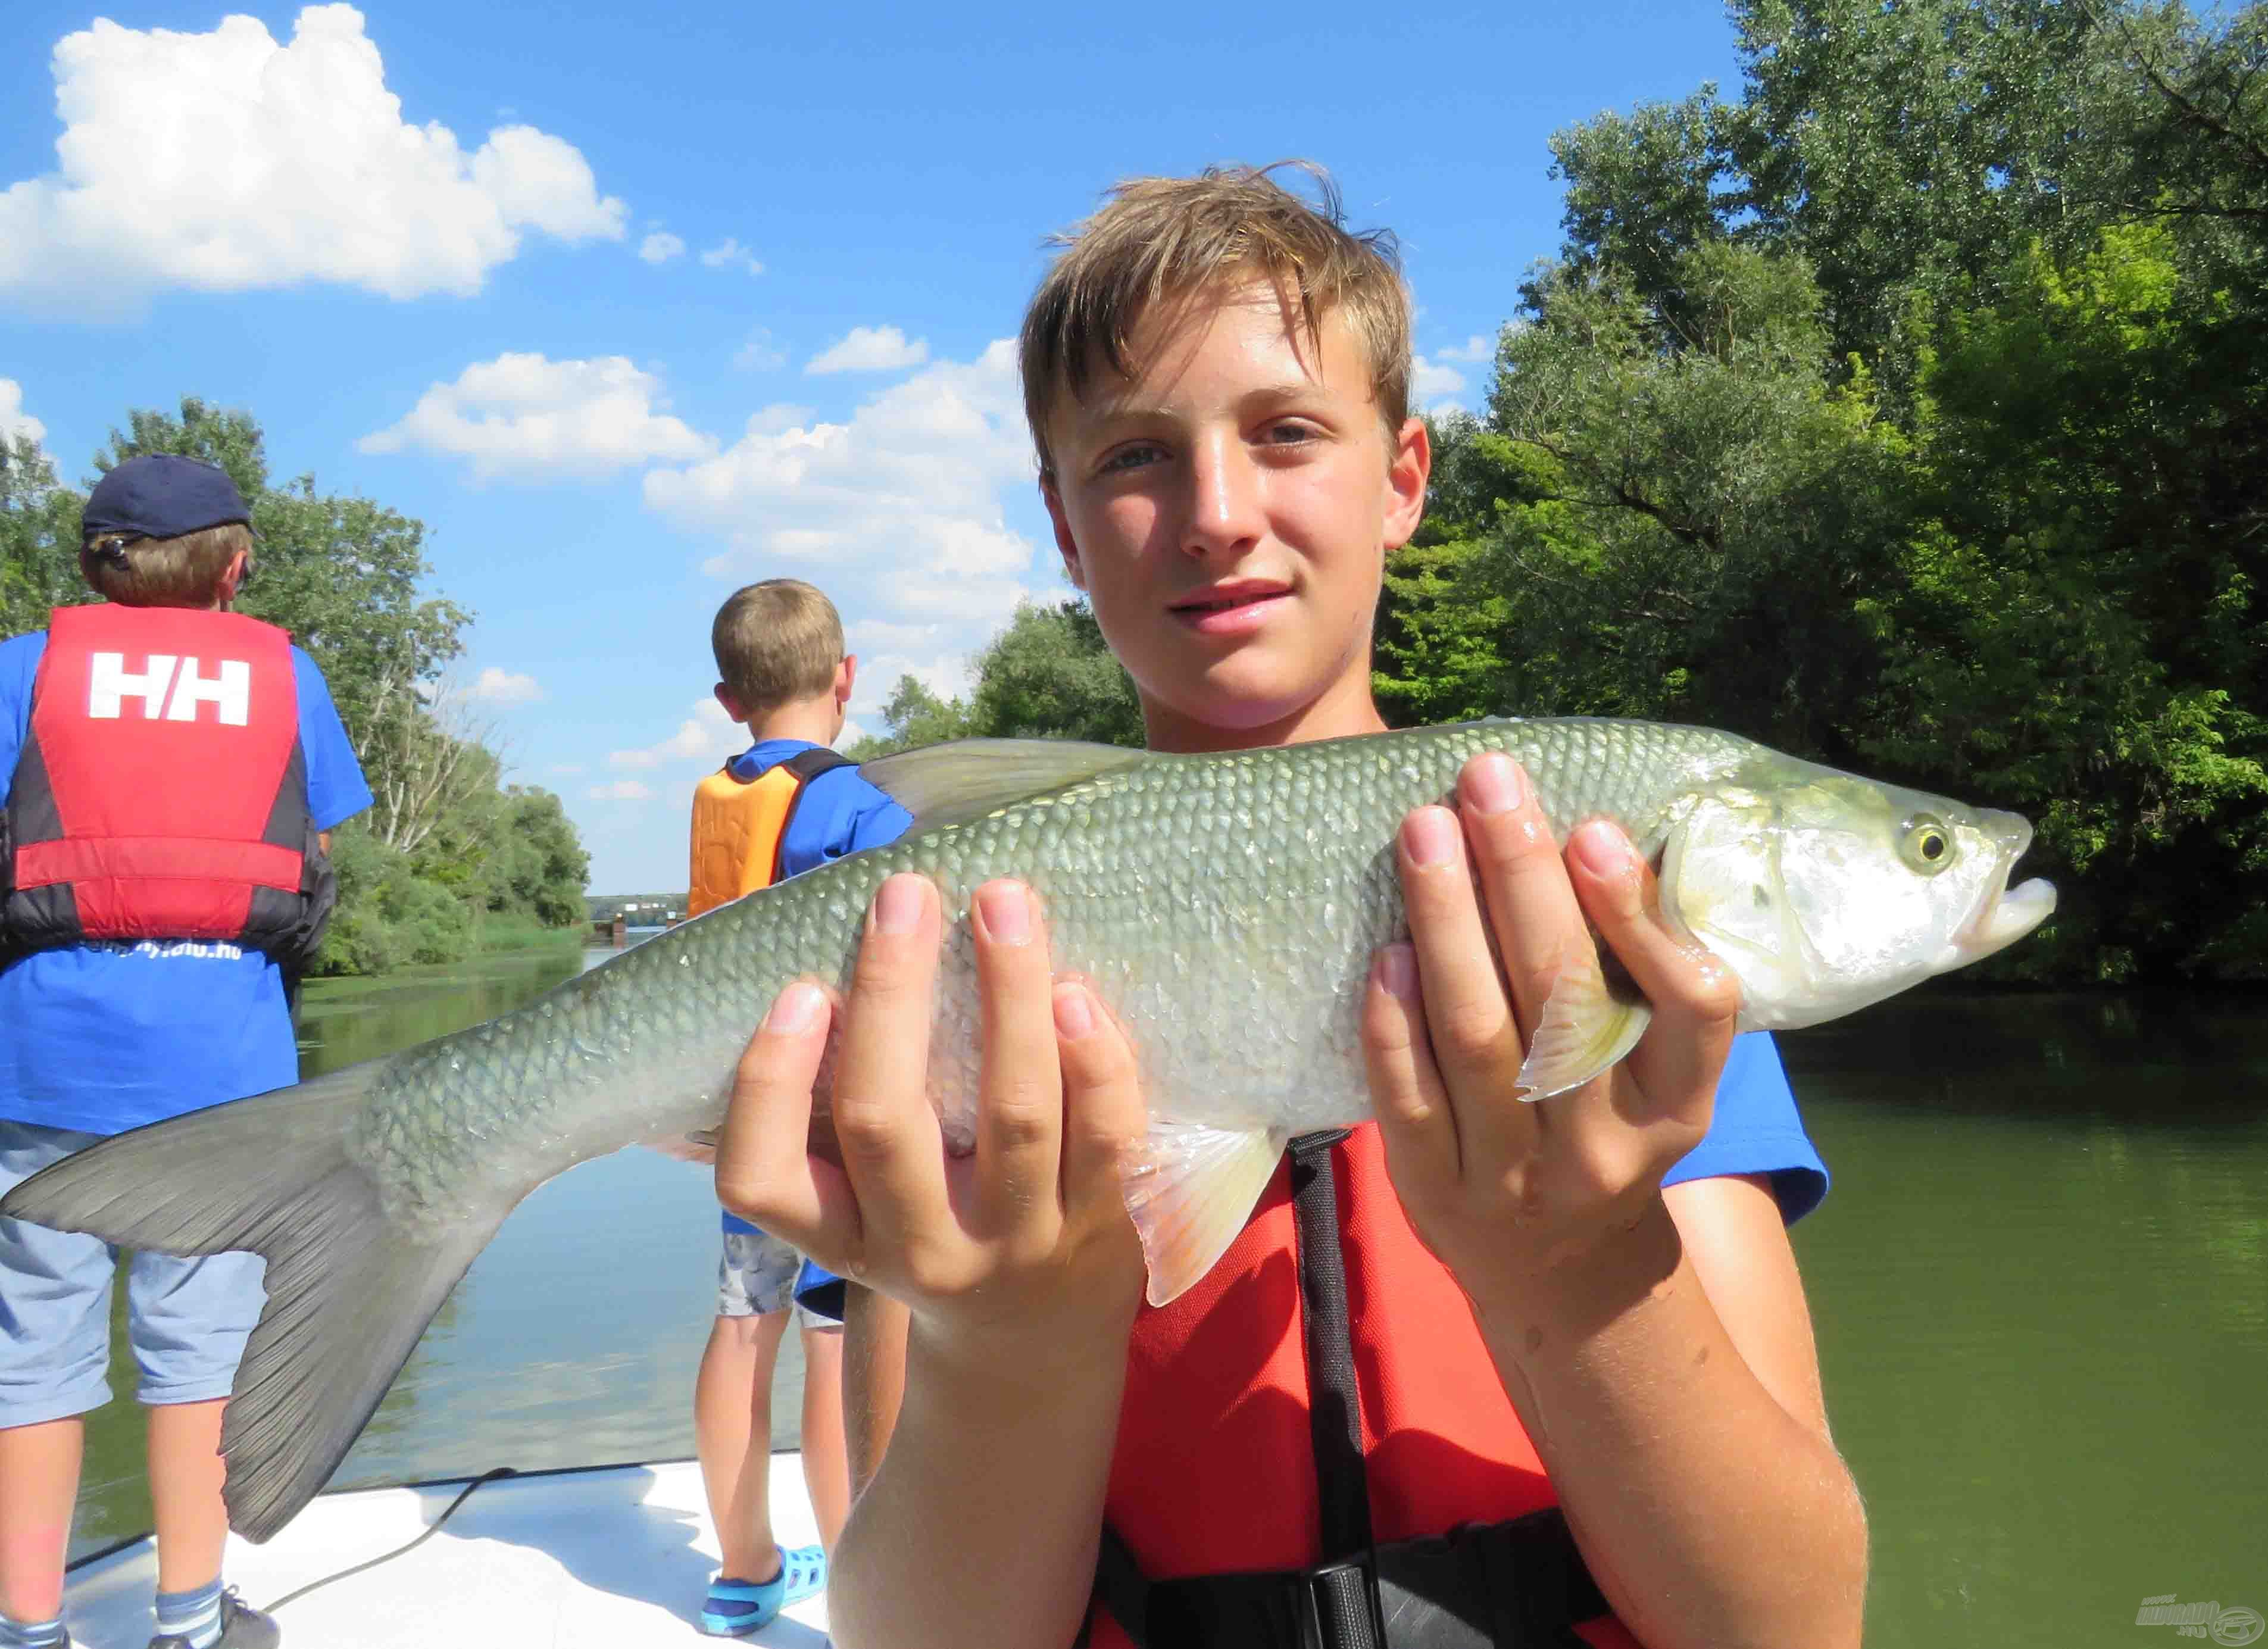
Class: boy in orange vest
683,579,907,1637
713,171,1868,1648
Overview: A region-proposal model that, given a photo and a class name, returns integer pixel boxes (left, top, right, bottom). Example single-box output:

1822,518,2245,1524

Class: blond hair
1019,163,1412,482
79,521,251,607
711,579,845,713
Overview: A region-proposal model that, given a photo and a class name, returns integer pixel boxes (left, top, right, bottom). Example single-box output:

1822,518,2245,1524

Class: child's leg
795,1318,849,1551
696,1226,802,1589
695,1308,789,1582
129,1246,276,1647
0,1419,82,1628
0,1122,115,1632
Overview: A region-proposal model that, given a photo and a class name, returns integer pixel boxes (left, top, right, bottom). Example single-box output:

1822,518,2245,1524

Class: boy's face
1041,279,1429,750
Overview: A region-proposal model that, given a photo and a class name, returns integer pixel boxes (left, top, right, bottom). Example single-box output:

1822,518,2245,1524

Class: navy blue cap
82,454,253,543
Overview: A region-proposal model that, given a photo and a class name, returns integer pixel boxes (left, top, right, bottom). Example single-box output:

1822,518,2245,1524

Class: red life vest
1092,1123,1641,1649
1,604,333,969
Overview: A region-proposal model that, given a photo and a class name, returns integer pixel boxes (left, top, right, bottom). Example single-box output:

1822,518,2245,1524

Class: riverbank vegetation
860,0,2266,985
1,401,589,975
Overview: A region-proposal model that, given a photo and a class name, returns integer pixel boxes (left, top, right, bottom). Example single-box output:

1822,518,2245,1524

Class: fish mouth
1947,815,2057,964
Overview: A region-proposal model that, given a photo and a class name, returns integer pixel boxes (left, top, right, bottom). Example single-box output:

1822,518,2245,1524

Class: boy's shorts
0,1120,268,1429
717,1226,838,1330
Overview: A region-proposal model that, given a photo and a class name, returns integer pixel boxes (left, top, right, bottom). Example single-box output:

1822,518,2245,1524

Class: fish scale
0,714,2054,1543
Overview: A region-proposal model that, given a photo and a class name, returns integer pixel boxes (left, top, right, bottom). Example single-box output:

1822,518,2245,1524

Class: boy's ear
213,548,250,610
1041,478,1088,591
1382,416,1433,553
713,682,746,722
835,654,856,707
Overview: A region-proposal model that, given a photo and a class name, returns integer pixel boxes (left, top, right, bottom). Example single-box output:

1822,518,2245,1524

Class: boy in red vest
714,170,1869,1648
0,455,371,1649
683,579,908,1636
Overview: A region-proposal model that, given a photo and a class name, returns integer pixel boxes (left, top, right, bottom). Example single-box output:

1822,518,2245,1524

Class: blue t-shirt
719,739,912,1246
0,629,374,1134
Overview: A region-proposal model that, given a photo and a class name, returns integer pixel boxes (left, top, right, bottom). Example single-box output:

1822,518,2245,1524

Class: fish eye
1901,815,1954,875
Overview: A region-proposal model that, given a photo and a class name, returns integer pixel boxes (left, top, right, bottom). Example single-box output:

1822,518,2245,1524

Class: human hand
714,872,1149,1372
1363,752,1741,1313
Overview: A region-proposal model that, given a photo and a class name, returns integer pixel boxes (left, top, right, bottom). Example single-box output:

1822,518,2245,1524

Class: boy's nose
1182,433,1266,556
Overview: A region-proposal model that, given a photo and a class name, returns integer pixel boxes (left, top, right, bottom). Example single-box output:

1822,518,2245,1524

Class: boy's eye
1261,420,1320,446
1096,442,1165,476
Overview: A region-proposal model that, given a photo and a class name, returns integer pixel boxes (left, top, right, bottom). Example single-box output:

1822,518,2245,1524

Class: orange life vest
686,746,854,915
1091,1123,1639,1649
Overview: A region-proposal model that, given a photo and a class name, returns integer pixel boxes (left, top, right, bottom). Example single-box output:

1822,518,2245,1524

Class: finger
1457,753,1590,1047
1398,804,1537,1167
716,980,861,1267
969,880,1069,1238
1566,820,1741,1125
1051,979,1149,1239
1362,944,1463,1209
828,872,951,1257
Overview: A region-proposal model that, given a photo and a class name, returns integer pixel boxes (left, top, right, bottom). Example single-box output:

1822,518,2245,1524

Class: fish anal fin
1120,1121,1283,1307
1514,943,1653,1102
857,738,1148,834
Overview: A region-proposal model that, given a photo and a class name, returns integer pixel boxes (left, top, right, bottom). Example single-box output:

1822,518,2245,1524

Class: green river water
65,939,2268,1646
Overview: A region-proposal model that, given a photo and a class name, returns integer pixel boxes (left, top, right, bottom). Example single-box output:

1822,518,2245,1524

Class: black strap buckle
1299,1556,1383,1649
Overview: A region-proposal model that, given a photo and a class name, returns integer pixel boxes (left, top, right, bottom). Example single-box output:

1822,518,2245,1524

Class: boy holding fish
715,167,1872,1648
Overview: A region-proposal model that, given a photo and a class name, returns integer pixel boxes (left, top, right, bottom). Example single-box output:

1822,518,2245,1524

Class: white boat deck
64,1456,829,1648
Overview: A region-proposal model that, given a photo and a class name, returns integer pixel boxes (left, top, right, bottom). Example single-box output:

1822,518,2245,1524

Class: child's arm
1365,754,1867,1649
714,873,1147,1649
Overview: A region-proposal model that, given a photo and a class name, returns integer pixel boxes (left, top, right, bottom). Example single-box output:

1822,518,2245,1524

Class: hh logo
87,652,252,726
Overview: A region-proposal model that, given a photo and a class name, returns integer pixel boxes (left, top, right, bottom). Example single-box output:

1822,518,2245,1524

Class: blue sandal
701,1545,827,1636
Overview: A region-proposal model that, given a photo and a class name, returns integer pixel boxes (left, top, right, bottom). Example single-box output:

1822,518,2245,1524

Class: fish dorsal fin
858,738,1149,833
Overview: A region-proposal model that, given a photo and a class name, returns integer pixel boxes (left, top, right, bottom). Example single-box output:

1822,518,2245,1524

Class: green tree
0,436,81,639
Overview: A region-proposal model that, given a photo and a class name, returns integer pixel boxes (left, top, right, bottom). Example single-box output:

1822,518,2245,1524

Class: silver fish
0,717,2054,1540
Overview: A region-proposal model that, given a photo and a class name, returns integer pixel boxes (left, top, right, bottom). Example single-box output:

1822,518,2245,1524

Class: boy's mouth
1170,581,1292,634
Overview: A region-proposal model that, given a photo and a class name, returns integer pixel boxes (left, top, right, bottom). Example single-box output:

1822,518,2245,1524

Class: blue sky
1,1,1744,891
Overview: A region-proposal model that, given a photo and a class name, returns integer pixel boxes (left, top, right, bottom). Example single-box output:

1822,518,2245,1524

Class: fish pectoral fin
642,1127,718,1164
1120,1122,1284,1308
1514,943,1653,1101
857,738,1148,833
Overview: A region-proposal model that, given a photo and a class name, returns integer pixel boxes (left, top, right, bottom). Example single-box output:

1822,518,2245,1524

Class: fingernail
1054,982,1095,1039
976,880,1030,945
1466,753,1526,815
766,981,823,1035
1571,821,1633,877
1405,807,1459,867
1376,944,1418,1001
873,875,923,934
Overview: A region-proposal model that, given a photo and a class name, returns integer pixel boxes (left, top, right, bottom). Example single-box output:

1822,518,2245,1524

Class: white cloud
733,329,786,372
805,325,930,376
1433,334,1494,364
846,618,945,652
586,779,652,802
468,666,543,704
646,341,1038,595
609,695,740,771
639,231,686,265
549,762,586,776
699,237,764,276
1411,356,1468,402
0,5,624,313
0,380,43,446
360,352,715,480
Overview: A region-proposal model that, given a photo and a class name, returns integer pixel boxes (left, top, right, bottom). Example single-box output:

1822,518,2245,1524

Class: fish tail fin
0,1063,505,1542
